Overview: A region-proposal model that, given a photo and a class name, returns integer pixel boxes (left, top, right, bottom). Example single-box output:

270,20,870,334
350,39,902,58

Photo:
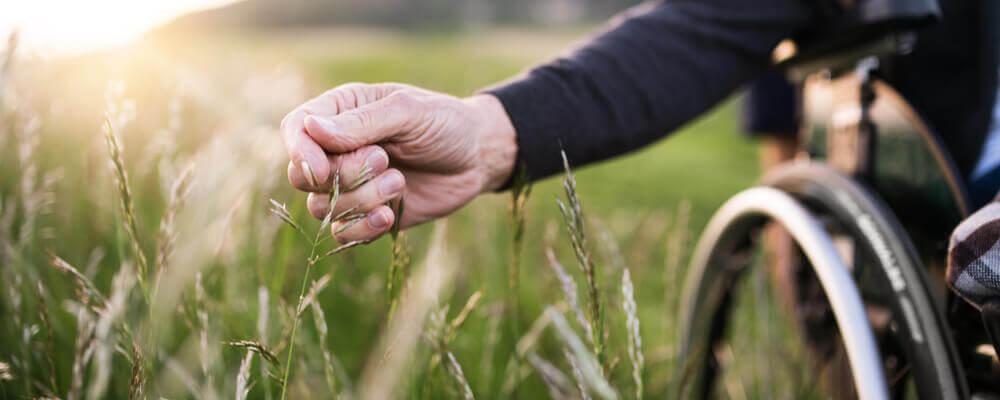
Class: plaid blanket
947,194,1000,308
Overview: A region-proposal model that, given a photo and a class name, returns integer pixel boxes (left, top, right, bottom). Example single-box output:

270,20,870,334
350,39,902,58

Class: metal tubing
680,187,889,400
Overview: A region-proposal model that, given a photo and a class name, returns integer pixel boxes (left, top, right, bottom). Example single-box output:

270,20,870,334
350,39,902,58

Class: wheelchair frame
676,34,993,398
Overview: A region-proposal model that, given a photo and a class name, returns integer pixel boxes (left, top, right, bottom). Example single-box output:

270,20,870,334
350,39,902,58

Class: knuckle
386,91,422,112
349,110,375,130
329,82,370,107
334,82,366,92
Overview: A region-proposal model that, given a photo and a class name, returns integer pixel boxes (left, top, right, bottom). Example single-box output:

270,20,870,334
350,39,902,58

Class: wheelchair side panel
801,74,971,242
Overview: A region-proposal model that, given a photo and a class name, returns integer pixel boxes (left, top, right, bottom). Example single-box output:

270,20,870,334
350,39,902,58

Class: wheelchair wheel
677,162,966,399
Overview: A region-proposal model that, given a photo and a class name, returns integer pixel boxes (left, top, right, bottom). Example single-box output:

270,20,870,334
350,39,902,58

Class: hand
281,83,517,243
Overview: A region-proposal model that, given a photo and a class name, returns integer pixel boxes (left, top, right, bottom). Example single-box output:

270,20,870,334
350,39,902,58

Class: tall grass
386,198,410,322
504,164,531,398
555,151,605,368
0,29,757,400
268,172,369,400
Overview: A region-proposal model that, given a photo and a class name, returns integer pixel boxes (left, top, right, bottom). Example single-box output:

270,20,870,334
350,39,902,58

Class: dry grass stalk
318,239,367,260
621,268,644,399
153,162,195,298
545,247,592,345
256,286,273,396
425,321,474,400
555,151,605,366
276,168,368,400
162,356,203,398
443,351,474,400
546,307,618,400
235,351,254,400
310,298,352,398
0,199,15,262
128,341,146,399
505,163,531,396
445,290,482,343
426,291,482,400
360,222,455,400
195,271,215,391
257,287,270,344
267,200,306,240
0,360,11,381
386,198,409,321
478,308,502,393
51,255,107,310
90,265,136,400
296,273,332,317
67,304,96,400
515,304,560,357
501,305,561,397
228,341,280,366
345,162,374,192
15,117,41,248
36,282,59,394
563,348,592,400
525,353,573,400
103,118,151,300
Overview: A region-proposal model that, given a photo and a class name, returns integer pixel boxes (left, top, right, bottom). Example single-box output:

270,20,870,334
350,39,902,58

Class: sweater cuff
485,74,571,190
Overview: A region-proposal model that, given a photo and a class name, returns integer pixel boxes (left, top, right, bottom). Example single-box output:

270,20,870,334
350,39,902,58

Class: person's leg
759,135,798,171
758,135,799,311
741,72,801,313
744,73,857,397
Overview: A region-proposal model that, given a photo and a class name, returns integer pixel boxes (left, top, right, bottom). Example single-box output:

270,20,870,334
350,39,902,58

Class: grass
0,27,760,399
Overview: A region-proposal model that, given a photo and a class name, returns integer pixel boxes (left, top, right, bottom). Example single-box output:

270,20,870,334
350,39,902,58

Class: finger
287,145,390,192
280,109,330,187
306,192,331,220
330,169,405,217
332,205,395,243
303,92,422,153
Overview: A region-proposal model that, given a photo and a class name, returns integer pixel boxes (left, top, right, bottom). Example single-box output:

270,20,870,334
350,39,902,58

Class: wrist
466,94,518,193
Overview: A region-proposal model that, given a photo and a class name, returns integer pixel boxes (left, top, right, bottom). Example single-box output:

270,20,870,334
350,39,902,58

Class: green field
0,28,761,399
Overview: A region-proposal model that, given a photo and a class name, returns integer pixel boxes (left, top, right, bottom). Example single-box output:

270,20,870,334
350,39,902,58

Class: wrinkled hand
281,83,517,243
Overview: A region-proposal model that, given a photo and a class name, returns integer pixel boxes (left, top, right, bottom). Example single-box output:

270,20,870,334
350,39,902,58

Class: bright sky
1,0,240,55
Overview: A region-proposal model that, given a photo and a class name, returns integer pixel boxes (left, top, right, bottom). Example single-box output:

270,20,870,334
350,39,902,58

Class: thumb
303,92,422,153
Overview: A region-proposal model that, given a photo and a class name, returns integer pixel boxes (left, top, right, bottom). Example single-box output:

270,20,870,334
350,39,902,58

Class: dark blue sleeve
487,0,816,184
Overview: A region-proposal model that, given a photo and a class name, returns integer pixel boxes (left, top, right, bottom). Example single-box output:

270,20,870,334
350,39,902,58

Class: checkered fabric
947,194,1000,308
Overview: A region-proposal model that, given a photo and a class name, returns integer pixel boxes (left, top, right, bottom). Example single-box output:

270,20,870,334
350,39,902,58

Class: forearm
487,0,815,185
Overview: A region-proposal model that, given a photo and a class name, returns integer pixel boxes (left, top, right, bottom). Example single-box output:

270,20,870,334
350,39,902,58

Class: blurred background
0,1,768,399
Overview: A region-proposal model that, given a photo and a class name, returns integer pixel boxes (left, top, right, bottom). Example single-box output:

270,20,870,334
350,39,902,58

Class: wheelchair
675,6,996,399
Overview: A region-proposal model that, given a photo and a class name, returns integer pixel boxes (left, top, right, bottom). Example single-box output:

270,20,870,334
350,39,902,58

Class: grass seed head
228,340,280,366
235,351,255,400
622,268,644,399
0,361,12,381
547,308,617,400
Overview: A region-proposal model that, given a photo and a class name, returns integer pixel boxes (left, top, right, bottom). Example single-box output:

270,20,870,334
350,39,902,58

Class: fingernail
378,172,404,196
301,161,318,187
368,210,390,229
366,149,389,171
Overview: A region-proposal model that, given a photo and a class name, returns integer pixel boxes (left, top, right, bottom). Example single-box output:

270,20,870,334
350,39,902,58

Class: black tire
765,162,965,397
678,162,966,399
